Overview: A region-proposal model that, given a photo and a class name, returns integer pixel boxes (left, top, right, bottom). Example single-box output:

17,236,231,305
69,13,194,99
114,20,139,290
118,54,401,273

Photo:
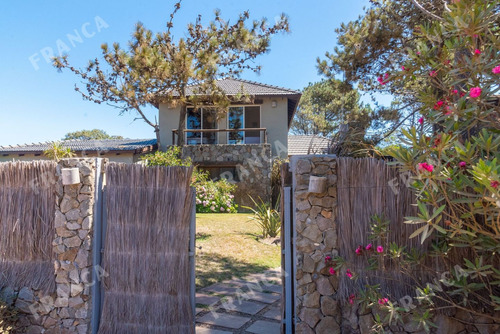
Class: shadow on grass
196,252,270,289
195,232,212,241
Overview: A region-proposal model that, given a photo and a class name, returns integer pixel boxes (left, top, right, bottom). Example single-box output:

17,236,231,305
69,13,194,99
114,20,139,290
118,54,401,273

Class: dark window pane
244,106,260,144
228,107,244,144
186,108,201,145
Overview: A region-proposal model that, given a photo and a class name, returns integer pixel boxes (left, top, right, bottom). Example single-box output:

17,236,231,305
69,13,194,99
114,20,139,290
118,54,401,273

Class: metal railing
172,128,268,145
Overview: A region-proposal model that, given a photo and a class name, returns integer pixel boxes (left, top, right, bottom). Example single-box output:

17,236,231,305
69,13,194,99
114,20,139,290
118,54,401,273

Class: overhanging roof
0,139,157,155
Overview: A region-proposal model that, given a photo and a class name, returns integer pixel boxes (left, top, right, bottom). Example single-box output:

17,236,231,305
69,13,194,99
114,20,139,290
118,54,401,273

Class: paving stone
196,293,221,306
246,292,281,304
220,300,266,315
203,284,241,296
263,307,281,320
262,284,282,294
246,320,281,334
197,312,250,329
195,327,232,334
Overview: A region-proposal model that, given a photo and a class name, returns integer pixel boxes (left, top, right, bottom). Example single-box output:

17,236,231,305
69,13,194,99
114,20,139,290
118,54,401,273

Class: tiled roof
0,139,157,154
200,78,301,96
287,135,330,156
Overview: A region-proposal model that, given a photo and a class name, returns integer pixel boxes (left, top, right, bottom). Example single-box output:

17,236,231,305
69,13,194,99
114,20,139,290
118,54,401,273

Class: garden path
195,268,282,334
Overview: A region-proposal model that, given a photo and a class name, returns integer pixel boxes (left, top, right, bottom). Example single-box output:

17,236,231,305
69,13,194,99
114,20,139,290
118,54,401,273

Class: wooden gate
96,163,196,333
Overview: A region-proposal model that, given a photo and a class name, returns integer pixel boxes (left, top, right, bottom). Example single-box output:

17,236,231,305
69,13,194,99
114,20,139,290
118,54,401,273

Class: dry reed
336,158,432,302
98,163,194,334
0,161,57,293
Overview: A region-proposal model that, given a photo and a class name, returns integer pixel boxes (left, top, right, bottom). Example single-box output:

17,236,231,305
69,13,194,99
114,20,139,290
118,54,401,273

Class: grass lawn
195,213,281,289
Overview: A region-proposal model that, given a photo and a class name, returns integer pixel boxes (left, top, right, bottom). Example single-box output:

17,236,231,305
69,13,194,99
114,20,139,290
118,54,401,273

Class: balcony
172,128,268,145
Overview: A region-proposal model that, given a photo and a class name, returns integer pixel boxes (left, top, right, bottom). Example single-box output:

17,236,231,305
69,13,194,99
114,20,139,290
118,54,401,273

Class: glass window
186,108,201,145
228,107,244,144
244,106,260,144
186,108,218,145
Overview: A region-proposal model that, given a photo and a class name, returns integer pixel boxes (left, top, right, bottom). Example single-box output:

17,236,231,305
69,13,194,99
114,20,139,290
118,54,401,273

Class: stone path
195,268,282,333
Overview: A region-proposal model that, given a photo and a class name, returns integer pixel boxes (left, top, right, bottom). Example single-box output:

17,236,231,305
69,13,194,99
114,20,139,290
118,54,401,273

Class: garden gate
93,162,196,333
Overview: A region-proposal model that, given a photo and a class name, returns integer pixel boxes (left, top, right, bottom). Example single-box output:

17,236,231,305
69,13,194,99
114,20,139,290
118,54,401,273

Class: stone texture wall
0,159,99,333
291,155,500,334
181,144,272,209
291,155,340,333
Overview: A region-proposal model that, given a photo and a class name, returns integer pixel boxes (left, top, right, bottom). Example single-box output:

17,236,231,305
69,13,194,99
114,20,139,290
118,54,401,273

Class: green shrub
140,146,192,167
142,147,238,213
244,196,281,238
329,0,500,330
195,172,238,213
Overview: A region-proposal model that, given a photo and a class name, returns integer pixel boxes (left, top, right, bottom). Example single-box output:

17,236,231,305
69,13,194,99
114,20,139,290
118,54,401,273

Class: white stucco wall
159,96,290,157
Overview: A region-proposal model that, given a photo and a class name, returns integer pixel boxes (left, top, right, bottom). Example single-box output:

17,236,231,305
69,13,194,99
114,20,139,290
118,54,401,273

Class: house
0,139,157,163
0,78,302,208
159,78,301,207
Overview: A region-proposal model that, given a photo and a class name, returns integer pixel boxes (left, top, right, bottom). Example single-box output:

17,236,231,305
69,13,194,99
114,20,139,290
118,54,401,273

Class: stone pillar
50,158,97,333
291,155,340,334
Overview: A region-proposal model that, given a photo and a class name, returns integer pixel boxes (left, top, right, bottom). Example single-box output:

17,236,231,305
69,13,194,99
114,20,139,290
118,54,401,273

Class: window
186,108,217,145
199,166,240,182
227,106,261,144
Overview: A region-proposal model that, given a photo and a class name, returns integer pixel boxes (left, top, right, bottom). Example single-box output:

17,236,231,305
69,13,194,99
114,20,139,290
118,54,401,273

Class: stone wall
182,144,272,209
0,159,100,333
291,155,340,333
290,155,500,334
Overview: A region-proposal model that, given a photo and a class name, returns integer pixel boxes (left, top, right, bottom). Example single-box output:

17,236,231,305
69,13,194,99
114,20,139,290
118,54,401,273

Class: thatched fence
336,158,422,301
0,161,57,293
98,163,195,334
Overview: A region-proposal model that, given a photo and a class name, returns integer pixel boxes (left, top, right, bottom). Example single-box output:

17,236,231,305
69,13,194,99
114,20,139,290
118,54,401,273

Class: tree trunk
177,103,187,147
154,126,162,152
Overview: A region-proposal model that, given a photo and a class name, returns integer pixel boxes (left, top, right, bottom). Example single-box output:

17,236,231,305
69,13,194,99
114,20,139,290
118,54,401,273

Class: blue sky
0,0,379,146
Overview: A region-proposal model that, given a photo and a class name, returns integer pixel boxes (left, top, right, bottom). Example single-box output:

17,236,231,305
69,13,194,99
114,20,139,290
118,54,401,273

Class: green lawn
195,213,281,289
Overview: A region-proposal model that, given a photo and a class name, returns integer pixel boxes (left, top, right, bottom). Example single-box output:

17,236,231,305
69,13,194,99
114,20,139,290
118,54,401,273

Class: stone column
291,155,340,334
49,158,97,333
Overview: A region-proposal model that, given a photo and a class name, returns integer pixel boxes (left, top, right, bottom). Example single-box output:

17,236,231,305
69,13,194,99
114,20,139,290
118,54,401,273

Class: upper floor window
186,108,217,145
228,106,261,144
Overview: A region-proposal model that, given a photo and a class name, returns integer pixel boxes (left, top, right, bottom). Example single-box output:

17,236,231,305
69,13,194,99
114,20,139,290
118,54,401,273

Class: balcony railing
172,128,268,145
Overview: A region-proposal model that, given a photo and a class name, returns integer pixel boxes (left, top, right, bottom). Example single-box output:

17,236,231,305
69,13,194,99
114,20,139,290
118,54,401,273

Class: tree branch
410,0,443,21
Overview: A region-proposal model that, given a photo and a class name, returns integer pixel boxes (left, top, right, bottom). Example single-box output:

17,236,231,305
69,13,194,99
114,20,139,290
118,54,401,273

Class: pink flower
349,294,356,304
452,89,458,95
329,267,336,275
365,243,373,251
492,66,500,74
433,100,445,110
378,298,389,305
459,161,467,168
429,70,437,77
346,269,353,278
418,117,424,125
474,49,481,55
377,76,385,85
355,246,363,255
418,163,434,173
470,87,482,98
401,66,406,71
376,246,384,253
491,181,499,189
416,51,421,55
444,106,453,115
325,256,332,263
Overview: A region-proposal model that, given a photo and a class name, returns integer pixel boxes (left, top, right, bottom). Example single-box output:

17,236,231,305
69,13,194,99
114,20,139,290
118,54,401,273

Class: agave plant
244,196,281,238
